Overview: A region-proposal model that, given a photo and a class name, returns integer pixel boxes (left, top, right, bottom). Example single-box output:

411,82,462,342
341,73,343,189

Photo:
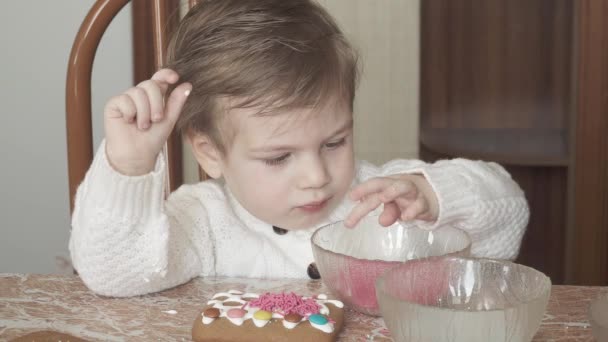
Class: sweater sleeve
356,158,529,260
69,141,210,297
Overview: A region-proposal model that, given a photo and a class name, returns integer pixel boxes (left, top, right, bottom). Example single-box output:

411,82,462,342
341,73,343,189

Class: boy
70,0,528,297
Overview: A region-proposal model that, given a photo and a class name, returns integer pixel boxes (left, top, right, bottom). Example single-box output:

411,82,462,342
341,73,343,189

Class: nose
298,155,331,189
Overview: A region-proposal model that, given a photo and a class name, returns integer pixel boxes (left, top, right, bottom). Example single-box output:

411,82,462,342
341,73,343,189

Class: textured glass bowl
376,257,551,342
589,292,608,341
311,216,471,316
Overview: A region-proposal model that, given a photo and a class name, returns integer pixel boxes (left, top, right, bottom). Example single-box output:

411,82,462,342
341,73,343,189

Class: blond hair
166,0,359,152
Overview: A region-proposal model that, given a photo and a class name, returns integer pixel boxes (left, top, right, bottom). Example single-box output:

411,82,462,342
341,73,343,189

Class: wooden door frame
566,0,608,285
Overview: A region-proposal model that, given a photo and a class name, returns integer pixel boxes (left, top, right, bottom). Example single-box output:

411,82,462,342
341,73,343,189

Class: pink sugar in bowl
311,215,471,316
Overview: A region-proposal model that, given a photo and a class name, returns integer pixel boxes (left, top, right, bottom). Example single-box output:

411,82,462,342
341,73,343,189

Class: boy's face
219,99,355,230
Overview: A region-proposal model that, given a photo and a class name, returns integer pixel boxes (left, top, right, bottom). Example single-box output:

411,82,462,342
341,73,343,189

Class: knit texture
69,141,529,297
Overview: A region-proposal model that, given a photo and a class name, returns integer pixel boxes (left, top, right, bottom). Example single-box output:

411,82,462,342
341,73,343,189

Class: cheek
330,146,355,185
238,163,288,196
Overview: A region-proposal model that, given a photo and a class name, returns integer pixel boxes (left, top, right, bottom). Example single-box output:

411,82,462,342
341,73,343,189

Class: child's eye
325,137,346,149
263,153,291,166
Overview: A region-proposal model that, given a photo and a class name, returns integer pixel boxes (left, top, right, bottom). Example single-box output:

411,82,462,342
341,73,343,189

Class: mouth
298,197,331,213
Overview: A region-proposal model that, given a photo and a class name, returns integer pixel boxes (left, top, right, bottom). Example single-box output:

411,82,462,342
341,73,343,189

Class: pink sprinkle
249,292,321,316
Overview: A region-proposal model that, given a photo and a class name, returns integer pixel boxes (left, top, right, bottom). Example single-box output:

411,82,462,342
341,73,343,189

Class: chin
271,196,341,230
286,209,333,230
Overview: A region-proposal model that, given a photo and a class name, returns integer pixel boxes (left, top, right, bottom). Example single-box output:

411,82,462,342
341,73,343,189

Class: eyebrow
249,117,354,153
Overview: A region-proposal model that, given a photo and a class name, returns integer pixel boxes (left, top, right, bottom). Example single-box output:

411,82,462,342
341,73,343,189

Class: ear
187,132,224,179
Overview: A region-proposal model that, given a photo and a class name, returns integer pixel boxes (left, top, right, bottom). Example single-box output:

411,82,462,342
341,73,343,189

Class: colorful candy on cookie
192,290,345,342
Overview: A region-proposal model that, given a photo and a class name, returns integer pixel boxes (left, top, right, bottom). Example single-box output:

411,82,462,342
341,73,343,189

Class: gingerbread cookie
192,290,344,342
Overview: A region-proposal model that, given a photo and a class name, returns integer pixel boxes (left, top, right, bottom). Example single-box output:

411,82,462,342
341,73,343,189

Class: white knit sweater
69,141,529,297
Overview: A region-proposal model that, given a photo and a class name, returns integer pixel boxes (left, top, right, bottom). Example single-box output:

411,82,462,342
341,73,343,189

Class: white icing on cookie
283,320,299,329
316,294,345,309
200,291,343,334
252,317,270,327
282,315,305,330
311,321,335,333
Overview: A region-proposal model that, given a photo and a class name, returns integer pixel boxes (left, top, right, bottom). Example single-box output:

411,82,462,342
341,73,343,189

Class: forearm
464,196,529,259
69,141,200,296
359,158,529,258
413,159,528,258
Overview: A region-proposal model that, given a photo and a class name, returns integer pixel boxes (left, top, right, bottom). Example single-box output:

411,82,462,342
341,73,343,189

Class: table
0,274,604,341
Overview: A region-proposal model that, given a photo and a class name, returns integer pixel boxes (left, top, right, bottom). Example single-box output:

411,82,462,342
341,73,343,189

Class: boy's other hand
344,174,439,228
104,69,192,176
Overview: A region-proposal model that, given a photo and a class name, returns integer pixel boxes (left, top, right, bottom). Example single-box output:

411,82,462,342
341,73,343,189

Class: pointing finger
379,179,418,203
349,177,392,201
378,202,400,227
344,193,383,228
161,82,192,131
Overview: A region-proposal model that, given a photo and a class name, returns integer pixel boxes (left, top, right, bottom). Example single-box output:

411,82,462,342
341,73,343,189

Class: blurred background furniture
420,0,608,285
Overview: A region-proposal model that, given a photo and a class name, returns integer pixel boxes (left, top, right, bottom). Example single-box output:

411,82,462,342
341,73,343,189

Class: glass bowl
375,257,551,342
589,291,608,341
311,215,471,316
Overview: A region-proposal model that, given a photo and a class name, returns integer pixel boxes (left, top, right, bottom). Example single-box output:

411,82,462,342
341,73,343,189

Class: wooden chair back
66,0,199,212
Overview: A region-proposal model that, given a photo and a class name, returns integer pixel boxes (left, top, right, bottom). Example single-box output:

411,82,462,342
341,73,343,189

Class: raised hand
104,69,192,176
344,174,439,228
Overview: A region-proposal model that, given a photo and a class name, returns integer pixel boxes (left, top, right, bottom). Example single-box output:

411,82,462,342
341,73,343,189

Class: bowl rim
311,217,472,263
375,256,553,313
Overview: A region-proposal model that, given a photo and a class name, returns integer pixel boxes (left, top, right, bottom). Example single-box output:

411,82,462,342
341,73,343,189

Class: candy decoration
282,312,304,329
309,314,328,325
308,313,334,333
284,313,303,323
203,308,220,318
252,309,273,328
253,310,272,321
203,290,342,333
227,308,247,318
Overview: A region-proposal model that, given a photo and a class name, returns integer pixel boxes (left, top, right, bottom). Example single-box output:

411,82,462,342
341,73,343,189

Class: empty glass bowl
375,257,551,342
589,291,608,341
311,215,471,316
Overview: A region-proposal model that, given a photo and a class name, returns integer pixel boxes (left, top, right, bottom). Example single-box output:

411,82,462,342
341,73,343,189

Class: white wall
0,2,132,274
320,0,420,165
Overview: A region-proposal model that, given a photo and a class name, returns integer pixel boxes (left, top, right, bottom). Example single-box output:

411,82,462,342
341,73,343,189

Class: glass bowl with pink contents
311,215,471,316
375,257,551,342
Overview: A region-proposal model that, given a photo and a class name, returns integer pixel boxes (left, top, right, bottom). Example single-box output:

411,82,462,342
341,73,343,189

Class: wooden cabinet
420,0,608,285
